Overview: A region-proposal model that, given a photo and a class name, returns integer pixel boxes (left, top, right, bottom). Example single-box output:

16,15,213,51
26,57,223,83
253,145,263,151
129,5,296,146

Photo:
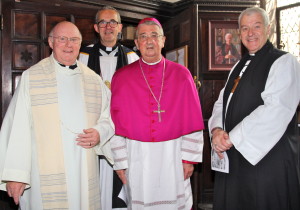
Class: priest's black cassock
213,41,300,210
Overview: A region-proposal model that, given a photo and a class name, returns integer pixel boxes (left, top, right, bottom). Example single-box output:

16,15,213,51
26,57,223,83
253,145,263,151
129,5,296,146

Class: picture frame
209,20,241,71
166,45,188,68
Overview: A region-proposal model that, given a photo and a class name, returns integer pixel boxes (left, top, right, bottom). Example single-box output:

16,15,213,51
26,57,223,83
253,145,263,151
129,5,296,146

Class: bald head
49,21,82,40
48,21,82,66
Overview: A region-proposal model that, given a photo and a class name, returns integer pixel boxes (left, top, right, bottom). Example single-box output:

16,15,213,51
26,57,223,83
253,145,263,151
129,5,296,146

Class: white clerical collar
142,58,162,65
106,46,113,51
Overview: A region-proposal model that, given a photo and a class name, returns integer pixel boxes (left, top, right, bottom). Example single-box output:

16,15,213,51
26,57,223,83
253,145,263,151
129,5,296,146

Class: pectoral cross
153,104,165,122
231,76,241,93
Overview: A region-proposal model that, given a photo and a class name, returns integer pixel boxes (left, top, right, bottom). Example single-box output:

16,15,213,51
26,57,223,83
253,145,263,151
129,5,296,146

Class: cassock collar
99,42,118,55
247,40,272,57
141,57,162,65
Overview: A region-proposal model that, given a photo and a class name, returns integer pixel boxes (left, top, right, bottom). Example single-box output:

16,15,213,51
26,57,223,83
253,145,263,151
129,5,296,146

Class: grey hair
238,7,270,27
135,20,164,38
95,6,121,23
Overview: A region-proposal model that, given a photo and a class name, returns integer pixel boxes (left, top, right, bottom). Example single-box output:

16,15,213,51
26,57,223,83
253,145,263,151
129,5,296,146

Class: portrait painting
209,20,241,71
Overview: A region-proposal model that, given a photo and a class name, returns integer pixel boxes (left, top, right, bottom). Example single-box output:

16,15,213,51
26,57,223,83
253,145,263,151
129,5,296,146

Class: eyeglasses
50,36,81,44
137,34,163,42
97,20,119,28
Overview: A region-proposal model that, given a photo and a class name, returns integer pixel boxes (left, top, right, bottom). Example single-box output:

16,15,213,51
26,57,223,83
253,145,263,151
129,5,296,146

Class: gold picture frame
209,20,241,71
166,45,188,68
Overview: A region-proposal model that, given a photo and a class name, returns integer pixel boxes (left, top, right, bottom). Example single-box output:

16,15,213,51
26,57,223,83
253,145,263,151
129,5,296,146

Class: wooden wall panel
45,15,69,35
14,12,40,39
75,17,97,45
201,79,226,119
13,43,40,69
164,30,174,50
180,20,190,43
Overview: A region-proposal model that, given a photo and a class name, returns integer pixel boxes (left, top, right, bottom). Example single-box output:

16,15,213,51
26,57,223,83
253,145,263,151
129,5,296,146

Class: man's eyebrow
98,19,117,22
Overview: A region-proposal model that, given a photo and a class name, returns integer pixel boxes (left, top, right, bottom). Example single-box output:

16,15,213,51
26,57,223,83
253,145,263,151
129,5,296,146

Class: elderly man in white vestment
0,21,114,210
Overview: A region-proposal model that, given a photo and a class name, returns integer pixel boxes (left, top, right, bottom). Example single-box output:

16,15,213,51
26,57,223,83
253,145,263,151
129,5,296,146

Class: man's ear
94,24,99,33
118,23,123,32
134,39,139,50
48,37,54,49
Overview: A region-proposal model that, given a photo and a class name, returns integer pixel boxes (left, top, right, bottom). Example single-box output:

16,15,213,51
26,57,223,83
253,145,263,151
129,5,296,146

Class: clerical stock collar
99,42,118,55
247,40,272,57
58,62,77,70
54,58,77,70
141,57,162,65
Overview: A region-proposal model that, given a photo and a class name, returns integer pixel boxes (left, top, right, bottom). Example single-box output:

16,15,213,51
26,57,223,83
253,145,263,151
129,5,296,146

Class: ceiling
160,0,182,2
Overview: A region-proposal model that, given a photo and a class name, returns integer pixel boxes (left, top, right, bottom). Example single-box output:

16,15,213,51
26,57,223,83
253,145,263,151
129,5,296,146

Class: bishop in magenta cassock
110,17,205,210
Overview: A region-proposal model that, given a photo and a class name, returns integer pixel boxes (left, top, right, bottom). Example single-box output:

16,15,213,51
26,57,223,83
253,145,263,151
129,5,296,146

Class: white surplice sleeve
0,71,32,190
78,49,90,65
93,78,115,164
229,53,300,165
208,88,225,136
110,135,128,170
208,62,237,137
181,131,204,162
127,51,139,64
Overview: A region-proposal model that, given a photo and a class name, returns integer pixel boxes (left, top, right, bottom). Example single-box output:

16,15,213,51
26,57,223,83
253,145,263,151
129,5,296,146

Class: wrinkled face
48,22,82,66
239,12,270,54
134,24,165,63
94,9,122,47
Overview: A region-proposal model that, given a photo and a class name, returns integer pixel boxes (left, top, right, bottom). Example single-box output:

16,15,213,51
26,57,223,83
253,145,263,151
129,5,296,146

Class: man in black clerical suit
79,5,139,210
209,7,300,210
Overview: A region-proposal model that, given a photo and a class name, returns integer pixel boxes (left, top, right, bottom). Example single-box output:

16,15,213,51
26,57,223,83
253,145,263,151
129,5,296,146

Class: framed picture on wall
209,20,241,71
166,45,188,68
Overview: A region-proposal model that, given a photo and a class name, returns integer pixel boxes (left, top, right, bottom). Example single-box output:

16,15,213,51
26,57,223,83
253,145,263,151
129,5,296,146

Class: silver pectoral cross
153,104,165,122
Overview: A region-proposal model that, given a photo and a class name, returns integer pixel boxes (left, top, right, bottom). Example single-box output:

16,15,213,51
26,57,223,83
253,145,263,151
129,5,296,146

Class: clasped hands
211,128,233,159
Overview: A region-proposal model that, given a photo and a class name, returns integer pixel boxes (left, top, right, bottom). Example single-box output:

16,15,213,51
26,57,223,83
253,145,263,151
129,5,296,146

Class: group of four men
0,5,299,210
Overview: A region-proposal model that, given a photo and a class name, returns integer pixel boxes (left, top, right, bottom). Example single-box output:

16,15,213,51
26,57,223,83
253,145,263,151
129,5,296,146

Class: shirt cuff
182,160,198,164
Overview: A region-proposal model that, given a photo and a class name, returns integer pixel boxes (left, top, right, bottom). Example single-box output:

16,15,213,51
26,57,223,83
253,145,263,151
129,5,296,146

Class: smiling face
239,12,270,54
94,9,122,47
48,21,82,66
134,24,166,63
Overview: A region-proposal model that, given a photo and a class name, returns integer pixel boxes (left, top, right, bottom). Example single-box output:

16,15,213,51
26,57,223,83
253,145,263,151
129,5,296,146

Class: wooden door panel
45,15,69,36
13,43,40,69
14,11,41,39
75,17,97,44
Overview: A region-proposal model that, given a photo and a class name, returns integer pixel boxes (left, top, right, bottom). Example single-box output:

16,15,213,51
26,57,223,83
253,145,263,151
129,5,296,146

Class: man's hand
116,169,127,184
211,128,233,159
6,181,26,205
183,163,194,180
76,128,100,148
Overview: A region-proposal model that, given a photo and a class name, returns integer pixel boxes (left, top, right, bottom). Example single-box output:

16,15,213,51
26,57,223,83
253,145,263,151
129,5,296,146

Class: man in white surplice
79,6,139,210
0,21,114,210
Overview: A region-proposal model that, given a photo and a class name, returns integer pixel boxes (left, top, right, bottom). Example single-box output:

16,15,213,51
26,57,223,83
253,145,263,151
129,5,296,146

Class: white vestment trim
111,131,203,210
